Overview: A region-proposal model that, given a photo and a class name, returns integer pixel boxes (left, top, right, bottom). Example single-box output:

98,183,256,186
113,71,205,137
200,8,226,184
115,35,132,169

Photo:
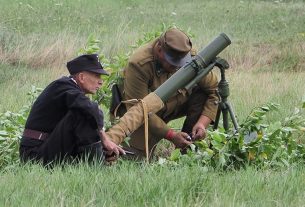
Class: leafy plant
162,101,305,169
0,86,42,169
77,34,126,108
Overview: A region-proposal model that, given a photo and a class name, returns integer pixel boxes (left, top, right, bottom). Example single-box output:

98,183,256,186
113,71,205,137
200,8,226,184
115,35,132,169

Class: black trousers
19,110,104,165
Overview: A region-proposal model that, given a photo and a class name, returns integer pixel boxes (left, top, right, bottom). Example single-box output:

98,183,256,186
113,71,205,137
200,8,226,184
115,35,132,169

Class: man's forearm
198,115,212,128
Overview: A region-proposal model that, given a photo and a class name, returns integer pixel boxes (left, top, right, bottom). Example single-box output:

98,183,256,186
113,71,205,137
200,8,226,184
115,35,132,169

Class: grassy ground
1,0,305,206
1,162,305,207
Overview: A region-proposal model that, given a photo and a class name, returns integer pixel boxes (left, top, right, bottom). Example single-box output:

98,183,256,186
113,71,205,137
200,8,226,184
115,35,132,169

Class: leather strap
23,129,49,140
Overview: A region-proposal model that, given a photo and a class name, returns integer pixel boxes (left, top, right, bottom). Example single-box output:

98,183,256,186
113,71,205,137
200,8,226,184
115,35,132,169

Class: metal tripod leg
213,103,222,131
213,101,239,133
213,58,239,133
226,101,239,132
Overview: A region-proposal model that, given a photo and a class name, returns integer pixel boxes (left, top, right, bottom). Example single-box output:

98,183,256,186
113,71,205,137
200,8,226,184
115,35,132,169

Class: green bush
0,86,42,169
163,102,305,169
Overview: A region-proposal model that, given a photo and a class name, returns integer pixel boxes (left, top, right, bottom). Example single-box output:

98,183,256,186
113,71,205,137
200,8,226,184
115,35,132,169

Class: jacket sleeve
64,86,104,130
123,62,170,138
198,70,219,121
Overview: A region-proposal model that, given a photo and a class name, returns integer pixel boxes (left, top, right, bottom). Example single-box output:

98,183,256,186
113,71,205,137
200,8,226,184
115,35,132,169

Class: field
1,0,305,206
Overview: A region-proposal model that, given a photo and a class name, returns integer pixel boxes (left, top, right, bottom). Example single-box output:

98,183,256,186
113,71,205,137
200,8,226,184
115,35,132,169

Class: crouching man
19,54,124,165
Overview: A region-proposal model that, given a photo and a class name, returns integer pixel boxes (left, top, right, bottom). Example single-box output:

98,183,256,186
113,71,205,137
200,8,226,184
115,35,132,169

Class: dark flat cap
159,28,192,67
67,54,108,75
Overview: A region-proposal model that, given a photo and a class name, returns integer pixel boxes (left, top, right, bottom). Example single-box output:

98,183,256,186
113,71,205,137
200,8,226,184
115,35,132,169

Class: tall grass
228,70,305,121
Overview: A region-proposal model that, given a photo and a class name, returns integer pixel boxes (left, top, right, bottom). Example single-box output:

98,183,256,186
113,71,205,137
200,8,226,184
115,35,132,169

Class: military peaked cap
159,28,192,67
67,54,108,75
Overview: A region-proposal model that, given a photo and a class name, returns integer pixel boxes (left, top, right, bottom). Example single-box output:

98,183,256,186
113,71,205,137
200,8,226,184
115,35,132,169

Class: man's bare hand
171,131,192,149
191,115,211,140
102,138,125,155
191,123,206,140
100,130,125,161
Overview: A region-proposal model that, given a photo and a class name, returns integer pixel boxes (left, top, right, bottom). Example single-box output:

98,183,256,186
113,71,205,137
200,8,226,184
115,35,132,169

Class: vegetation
0,0,305,206
165,102,305,169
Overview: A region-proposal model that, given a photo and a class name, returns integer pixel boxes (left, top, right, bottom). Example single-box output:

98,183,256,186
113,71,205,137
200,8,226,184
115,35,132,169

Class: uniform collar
70,77,77,85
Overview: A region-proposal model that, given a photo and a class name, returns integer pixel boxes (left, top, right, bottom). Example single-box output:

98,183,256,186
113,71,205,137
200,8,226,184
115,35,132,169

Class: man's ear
75,72,86,84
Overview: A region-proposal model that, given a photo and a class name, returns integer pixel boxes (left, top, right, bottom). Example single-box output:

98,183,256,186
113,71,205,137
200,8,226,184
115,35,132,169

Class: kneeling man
20,54,124,165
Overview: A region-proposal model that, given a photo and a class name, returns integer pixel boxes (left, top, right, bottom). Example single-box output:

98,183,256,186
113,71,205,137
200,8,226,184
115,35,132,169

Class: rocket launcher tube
184,61,216,92
155,33,231,102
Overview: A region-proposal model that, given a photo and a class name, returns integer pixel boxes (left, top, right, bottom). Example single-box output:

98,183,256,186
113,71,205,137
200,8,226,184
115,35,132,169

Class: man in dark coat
19,54,124,165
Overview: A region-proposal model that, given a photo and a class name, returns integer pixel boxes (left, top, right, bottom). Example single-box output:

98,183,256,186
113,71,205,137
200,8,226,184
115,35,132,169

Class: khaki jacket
122,39,219,139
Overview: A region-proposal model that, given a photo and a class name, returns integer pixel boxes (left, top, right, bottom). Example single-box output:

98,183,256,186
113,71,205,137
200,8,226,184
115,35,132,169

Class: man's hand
171,131,192,149
191,115,211,140
102,137,125,155
100,130,125,161
191,123,207,140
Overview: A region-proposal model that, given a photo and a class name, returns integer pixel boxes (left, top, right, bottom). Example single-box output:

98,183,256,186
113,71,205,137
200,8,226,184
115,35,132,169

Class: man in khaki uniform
116,28,219,157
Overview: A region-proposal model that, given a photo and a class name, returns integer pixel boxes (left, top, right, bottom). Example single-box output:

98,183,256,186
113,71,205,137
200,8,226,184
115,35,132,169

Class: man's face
77,71,103,94
157,46,179,73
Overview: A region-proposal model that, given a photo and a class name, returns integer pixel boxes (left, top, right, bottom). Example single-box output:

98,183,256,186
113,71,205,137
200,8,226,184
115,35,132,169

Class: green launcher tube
154,33,231,102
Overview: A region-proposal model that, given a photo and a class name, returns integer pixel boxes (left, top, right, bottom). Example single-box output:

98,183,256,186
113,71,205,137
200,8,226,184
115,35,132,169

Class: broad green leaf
218,154,226,166
189,144,196,151
205,148,214,156
211,140,223,150
169,149,181,161
259,152,268,159
211,131,225,143
195,140,208,150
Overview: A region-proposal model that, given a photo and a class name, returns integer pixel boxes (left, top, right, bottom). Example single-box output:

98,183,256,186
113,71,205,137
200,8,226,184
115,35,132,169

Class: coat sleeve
123,62,170,138
198,70,219,121
64,87,104,130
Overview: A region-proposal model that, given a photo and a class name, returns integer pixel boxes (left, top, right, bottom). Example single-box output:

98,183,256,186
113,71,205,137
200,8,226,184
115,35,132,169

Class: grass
1,0,305,206
1,162,305,207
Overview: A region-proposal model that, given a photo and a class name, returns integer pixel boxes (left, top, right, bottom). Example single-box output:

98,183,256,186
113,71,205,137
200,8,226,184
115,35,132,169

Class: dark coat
25,76,104,133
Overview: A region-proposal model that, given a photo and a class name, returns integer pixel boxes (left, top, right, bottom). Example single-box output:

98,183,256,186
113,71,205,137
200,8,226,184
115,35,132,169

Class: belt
23,129,49,141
